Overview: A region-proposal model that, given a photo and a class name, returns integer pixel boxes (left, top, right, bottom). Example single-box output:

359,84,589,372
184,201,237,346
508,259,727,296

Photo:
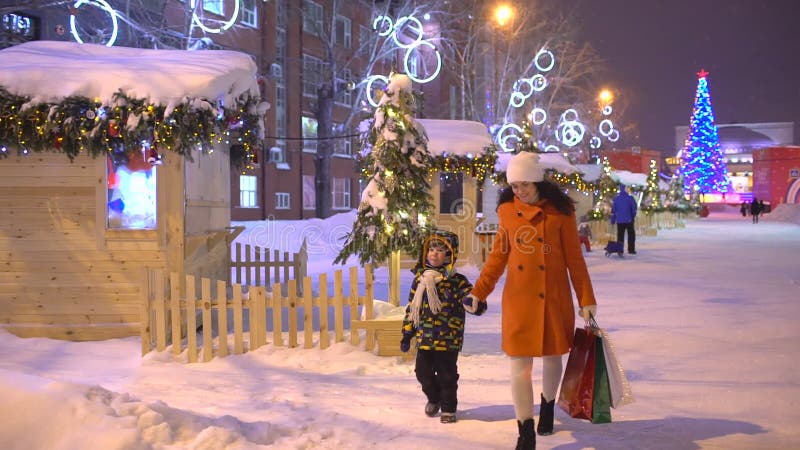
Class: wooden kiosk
0,42,264,340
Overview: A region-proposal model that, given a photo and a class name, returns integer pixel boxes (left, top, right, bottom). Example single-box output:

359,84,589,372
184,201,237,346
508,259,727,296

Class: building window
407,52,419,78
333,177,352,209
303,175,315,210
302,116,318,153
302,0,323,36
239,175,258,208
336,68,352,106
359,24,370,48
107,150,157,229
332,122,352,157
1,12,39,49
241,0,257,27
275,192,290,209
335,15,352,48
268,145,286,163
302,54,323,97
202,0,224,16
449,84,463,119
439,173,464,214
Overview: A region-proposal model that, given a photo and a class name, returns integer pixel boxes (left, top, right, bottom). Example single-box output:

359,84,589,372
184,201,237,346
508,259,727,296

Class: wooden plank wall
183,145,231,288
0,153,167,340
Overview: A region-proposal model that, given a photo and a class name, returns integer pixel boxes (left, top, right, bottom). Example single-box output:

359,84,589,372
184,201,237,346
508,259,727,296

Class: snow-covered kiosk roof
0,41,265,341
0,40,259,111
417,119,493,157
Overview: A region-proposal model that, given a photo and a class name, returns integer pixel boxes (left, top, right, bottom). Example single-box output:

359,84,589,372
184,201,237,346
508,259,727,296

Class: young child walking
578,216,592,252
400,230,486,423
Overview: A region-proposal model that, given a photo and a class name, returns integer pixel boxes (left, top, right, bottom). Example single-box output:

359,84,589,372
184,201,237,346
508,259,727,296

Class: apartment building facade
2,0,471,221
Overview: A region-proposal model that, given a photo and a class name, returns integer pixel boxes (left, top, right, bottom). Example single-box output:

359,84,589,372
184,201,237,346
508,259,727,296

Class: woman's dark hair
497,180,575,215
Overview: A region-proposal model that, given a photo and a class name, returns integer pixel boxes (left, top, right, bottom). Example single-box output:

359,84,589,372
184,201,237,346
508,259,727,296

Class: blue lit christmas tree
680,69,730,194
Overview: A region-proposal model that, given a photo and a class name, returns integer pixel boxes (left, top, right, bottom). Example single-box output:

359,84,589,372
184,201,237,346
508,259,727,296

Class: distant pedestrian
739,201,748,217
751,197,762,224
611,184,638,254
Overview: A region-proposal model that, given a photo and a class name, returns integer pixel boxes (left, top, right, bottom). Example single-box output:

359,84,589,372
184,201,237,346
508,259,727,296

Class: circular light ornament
70,0,119,47
509,91,527,108
515,78,535,98
403,40,441,84
364,75,390,107
557,122,585,147
534,48,555,72
608,129,620,142
531,74,548,92
599,119,615,137
372,15,394,36
544,144,560,153
496,123,524,153
589,136,602,149
560,108,579,123
602,105,613,116
392,15,424,48
190,0,240,34
528,108,547,125
557,109,585,147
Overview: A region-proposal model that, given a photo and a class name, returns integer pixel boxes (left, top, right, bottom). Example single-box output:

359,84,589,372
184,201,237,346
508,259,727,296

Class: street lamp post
492,4,514,124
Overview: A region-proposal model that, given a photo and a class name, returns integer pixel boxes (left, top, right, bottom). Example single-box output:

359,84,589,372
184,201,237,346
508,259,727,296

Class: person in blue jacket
611,184,638,254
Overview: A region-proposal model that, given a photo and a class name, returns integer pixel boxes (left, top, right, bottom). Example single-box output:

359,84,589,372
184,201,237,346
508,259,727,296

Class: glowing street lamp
491,4,515,123
494,4,515,27
598,89,614,105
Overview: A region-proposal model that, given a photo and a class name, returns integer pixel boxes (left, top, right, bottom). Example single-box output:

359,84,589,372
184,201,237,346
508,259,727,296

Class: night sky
555,0,800,153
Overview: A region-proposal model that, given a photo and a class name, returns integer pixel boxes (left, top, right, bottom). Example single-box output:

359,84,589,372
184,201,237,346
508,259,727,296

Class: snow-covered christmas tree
680,69,730,195
640,159,663,213
335,74,433,266
588,156,617,220
665,172,691,212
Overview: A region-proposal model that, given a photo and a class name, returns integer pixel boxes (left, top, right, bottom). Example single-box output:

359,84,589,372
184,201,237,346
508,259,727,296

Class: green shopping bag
592,335,613,424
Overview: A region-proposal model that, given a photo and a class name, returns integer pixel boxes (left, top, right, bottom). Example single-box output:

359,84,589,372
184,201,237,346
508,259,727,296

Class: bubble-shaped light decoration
70,0,119,47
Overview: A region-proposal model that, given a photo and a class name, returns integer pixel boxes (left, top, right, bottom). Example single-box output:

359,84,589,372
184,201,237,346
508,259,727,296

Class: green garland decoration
0,86,262,169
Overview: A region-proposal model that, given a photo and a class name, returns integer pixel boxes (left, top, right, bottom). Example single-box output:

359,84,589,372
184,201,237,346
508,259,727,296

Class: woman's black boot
516,418,536,449
537,393,555,436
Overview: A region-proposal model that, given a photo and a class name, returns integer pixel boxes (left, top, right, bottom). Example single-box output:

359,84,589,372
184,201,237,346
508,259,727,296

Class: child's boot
424,401,440,417
440,412,457,423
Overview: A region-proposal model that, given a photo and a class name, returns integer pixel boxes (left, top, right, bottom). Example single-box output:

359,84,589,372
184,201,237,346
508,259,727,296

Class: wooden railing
141,265,374,362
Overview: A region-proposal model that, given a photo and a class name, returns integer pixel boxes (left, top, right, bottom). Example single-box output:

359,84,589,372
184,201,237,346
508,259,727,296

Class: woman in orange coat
463,152,597,449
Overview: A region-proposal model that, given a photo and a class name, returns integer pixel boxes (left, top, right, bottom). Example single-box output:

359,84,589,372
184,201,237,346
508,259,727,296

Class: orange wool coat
471,196,597,357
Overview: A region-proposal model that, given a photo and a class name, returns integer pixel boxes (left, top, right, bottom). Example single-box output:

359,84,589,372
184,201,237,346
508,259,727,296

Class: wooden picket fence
230,238,307,289
140,265,376,362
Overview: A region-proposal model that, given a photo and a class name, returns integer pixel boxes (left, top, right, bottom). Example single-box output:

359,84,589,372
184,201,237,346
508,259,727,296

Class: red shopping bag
557,326,597,420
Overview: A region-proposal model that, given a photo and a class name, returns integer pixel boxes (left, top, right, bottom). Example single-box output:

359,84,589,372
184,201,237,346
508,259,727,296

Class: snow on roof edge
0,41,260,108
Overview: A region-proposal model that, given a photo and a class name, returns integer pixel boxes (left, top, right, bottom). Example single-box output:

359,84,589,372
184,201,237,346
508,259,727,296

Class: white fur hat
506,152,545,183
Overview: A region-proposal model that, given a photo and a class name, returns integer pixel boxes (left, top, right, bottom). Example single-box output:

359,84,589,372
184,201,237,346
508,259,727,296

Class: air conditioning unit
631,146,641,154
269,63,283,79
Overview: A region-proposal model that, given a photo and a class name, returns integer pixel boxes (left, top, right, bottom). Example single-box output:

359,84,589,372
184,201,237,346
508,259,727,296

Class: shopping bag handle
585,312,600,334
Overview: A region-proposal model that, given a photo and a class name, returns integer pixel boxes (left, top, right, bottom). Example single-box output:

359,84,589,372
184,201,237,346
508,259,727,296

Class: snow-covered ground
2,205,799,449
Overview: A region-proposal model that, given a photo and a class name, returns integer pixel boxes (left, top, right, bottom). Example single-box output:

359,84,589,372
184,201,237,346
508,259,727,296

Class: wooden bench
351,318,416,361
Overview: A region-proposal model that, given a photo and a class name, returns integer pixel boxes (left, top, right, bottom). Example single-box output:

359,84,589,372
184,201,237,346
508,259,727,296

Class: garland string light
0,86,263,169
